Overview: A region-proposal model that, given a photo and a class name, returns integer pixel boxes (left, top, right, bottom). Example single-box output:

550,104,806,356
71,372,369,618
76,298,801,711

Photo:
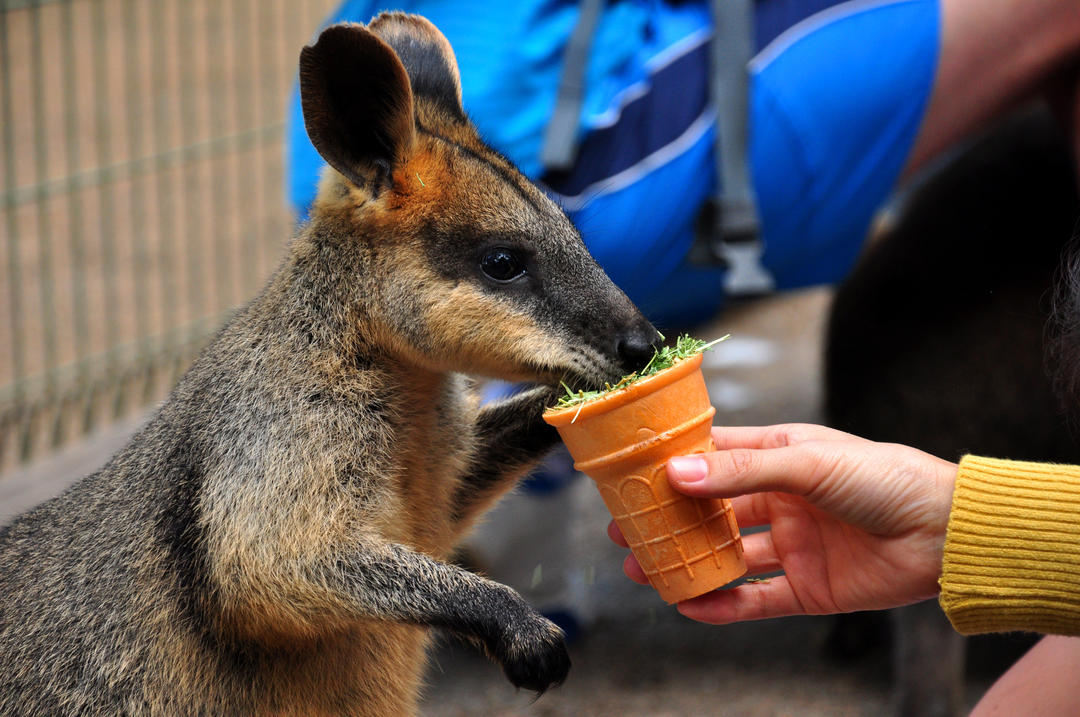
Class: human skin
904,0,1080,178
968,635,1080,716
607,423,958,624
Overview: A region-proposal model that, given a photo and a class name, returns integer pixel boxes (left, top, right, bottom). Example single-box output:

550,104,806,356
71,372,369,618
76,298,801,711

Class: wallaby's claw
518,383,562,412
496,615,571,692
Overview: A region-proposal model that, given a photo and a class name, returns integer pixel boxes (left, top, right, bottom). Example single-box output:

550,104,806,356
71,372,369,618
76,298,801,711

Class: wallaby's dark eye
480,248,526,282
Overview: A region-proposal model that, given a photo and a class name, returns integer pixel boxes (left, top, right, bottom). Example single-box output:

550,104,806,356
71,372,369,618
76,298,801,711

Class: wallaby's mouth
554,346,631,393
541,316,662,391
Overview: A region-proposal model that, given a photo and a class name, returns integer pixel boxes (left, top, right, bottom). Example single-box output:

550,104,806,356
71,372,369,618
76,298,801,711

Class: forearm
939,455,1080,635
453,385,560,523
300,541,569,691
906,0,1080,175
970,635,1080,716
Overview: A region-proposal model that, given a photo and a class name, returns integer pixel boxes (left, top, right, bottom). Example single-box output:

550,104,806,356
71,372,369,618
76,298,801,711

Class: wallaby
0,14,660,715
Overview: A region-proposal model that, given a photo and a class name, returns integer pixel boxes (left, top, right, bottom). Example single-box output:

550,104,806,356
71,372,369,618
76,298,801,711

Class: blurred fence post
0,0,334,475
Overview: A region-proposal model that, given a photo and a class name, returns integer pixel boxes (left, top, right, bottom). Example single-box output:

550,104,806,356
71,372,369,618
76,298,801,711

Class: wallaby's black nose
616,324,663,373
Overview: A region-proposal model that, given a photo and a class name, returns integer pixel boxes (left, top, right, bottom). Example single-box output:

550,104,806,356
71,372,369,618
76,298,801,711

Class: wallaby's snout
543,253,664,386
616,320,664,374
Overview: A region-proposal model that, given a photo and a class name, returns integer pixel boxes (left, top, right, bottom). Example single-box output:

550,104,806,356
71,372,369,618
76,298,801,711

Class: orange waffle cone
544,353,745,603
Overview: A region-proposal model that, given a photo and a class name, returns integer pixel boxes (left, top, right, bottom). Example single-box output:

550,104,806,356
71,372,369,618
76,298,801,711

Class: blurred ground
0,287,1007,714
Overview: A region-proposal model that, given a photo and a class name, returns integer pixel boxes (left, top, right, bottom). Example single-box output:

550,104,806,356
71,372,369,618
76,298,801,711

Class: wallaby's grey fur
0,14,659,715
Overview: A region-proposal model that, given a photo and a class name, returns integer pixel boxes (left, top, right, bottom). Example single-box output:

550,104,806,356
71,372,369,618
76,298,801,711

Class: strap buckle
691,198,774,296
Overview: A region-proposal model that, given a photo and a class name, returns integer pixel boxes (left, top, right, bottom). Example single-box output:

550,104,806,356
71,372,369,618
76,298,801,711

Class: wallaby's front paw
515,384,562,418
531,384,563,406
496,614,570,693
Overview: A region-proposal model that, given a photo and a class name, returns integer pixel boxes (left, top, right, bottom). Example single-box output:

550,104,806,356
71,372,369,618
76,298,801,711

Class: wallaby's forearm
452,385,560,523
311,541,569,691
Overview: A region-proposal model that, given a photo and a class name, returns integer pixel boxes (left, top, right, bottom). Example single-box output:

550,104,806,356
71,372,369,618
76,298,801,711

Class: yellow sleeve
939,455,1080,635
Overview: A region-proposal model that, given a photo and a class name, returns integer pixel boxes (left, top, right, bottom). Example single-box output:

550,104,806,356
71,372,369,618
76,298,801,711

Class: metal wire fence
0,0,335,473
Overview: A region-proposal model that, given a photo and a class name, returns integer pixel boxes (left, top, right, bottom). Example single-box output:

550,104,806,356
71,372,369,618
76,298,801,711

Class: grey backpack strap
696,0,774,295
540,0,605,171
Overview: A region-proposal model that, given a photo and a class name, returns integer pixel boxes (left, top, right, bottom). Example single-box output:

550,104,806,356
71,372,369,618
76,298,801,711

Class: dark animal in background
0,14,660,715
825,106,1080,717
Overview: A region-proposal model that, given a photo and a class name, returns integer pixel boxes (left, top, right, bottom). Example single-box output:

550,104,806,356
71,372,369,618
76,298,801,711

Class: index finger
708,424,858,451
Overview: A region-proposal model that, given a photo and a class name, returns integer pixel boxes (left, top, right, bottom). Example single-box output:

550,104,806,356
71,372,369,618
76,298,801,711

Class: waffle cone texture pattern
940,455,1080,635
544,354,746,603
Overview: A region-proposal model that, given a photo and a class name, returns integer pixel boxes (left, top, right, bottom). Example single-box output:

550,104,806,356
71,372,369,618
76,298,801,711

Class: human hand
607,424,957,624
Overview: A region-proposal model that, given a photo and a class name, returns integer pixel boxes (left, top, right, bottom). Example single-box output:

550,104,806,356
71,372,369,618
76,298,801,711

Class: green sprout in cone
554,334,729,411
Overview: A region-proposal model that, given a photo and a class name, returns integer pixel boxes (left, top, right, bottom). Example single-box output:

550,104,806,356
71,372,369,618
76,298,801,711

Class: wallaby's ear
299,23,415,190
368,13,465,122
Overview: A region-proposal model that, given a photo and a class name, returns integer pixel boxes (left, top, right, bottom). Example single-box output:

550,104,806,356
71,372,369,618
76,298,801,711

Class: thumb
666,455,710,486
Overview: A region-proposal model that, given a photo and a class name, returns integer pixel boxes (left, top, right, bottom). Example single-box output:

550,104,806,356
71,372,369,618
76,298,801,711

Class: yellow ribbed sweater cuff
939,455,1080,636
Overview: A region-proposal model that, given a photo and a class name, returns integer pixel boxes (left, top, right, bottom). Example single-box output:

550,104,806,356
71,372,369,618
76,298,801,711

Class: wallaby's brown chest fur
0,13,660,716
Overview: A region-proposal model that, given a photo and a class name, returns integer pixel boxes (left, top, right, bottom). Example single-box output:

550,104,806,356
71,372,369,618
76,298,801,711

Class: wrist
929,455,959,570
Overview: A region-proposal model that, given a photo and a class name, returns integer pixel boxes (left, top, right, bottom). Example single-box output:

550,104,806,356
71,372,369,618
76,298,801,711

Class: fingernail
667,456,707,484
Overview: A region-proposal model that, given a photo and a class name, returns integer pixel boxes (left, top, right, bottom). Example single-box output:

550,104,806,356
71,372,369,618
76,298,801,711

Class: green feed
554,334,729,410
